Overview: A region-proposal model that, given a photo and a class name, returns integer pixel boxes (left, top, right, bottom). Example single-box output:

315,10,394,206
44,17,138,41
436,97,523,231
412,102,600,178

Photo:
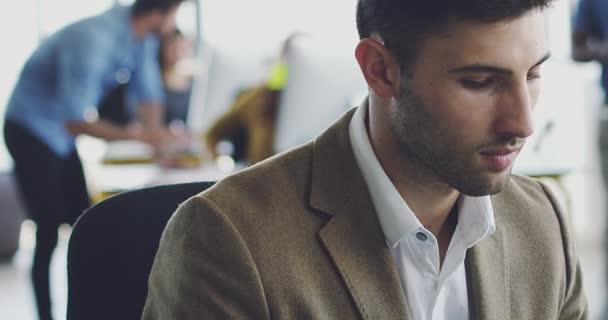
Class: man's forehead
415,11,549,70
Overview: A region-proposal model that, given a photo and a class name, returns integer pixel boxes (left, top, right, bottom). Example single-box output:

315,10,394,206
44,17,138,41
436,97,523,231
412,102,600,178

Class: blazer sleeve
538,182,588,320
142,196,270,320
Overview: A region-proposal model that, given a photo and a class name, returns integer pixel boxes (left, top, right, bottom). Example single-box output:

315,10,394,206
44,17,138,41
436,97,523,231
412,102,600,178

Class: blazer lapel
466,200,509,320
310,109,409,320
319,209,410,320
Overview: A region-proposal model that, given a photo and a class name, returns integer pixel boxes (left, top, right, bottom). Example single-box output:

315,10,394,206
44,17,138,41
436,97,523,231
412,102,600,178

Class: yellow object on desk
102,157,154,165
157,150,203,168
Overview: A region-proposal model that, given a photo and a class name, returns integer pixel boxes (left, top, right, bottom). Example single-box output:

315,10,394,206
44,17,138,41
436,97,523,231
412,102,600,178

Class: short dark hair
356,0,555,70
132,0,185,16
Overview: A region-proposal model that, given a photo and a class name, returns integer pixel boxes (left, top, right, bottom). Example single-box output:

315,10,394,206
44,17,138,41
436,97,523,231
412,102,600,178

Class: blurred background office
1,0,608,319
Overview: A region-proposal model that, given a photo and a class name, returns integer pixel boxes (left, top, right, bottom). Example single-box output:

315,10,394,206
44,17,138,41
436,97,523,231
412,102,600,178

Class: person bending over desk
3,1,189,319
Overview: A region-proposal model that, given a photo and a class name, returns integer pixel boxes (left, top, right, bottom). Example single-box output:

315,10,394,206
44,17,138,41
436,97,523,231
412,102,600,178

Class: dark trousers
3,120,91,320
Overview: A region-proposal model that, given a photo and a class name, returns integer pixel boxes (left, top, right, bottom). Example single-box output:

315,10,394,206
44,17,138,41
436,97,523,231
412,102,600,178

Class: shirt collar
349,99,496,248
456,192,496,248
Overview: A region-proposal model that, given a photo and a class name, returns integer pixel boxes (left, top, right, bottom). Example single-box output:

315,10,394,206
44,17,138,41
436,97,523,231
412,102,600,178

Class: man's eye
460,78,495,89
527,73,541,81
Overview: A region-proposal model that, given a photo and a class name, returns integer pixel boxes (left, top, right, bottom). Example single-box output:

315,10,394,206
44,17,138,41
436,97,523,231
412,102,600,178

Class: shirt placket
411,228,445,319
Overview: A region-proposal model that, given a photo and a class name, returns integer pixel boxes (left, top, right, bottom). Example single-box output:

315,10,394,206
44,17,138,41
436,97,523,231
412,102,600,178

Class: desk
80,126,578,208
87,162,237,201
78,138,239,201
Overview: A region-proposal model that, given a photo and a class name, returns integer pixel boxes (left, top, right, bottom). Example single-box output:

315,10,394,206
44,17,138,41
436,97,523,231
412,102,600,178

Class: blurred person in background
159,28,195,127
204,34,296,164
97,83,131,126
572,0,608,315
2,0,187,319
97,29,195,132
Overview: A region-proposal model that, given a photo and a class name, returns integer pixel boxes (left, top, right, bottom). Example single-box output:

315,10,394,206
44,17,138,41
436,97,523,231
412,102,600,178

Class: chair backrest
66,181,215,320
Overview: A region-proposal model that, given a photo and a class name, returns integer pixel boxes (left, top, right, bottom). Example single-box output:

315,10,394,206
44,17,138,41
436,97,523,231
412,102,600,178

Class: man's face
389,10,549,196
160,6,179,34
162,34,192,67
150,6,179,35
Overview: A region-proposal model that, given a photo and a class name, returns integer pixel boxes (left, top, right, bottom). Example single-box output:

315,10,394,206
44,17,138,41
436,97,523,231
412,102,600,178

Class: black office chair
66,181,215,320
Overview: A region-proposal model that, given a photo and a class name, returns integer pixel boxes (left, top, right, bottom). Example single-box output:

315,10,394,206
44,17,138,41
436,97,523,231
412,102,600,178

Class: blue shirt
573,0,608,99
5,5,164,157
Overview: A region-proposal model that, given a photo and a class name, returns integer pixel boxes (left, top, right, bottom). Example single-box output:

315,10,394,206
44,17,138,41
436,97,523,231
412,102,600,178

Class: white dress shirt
348,103,496,320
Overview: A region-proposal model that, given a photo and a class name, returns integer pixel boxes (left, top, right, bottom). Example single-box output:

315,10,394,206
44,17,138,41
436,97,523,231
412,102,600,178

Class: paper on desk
102,140,155,164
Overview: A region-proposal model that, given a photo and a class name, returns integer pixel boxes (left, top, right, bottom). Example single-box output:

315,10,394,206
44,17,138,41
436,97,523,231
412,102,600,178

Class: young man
144,1,588,319
3,1,185,319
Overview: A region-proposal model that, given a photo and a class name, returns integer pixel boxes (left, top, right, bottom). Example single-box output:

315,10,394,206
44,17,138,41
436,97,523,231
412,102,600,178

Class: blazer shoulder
206,141,314,201
491,175,586,317
190,142,317,230
493,174,570,252
498,174,564,214
504,173,551,197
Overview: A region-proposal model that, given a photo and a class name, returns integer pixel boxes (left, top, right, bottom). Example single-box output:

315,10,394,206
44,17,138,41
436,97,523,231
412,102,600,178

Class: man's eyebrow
530,52,552,70
448,52,552,75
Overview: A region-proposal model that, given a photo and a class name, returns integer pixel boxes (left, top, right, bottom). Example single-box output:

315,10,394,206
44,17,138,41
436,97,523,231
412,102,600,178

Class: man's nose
493,81,535,139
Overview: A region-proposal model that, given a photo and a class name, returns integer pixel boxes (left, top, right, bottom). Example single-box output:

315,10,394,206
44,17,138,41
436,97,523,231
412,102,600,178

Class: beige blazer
143,109,587,319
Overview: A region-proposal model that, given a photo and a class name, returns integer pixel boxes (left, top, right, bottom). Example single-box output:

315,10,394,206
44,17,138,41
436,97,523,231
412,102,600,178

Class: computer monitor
187,41,276,134
273,36,367,153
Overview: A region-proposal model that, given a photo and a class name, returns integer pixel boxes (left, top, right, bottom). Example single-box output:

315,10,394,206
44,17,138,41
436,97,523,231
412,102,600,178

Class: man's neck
371,126,459,267
389,161,460,236
366,99,460,253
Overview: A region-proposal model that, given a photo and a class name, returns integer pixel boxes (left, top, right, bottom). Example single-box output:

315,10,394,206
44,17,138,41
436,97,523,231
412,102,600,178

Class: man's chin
455,171,512,197
483,171,513,195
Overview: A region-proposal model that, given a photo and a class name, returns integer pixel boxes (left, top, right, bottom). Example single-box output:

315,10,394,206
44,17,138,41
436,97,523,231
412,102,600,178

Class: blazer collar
464,193,511,320
465,219,509,320
310,108,410,320
309,107,510,320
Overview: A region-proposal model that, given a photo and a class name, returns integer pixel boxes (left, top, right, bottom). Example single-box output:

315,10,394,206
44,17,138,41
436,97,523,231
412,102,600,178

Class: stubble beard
390,83,513,197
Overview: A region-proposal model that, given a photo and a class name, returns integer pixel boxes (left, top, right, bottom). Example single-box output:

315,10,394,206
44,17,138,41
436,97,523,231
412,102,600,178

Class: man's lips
479,147,522,170
480,147,521,156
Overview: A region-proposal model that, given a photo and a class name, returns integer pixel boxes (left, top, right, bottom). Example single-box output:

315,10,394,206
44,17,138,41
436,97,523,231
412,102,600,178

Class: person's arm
136,102,164,131
558,259,588,320
128,37,191,153
65,118,138,141
64,115,176,151
537,182,588,319
142,196,270,319
132,102,182,152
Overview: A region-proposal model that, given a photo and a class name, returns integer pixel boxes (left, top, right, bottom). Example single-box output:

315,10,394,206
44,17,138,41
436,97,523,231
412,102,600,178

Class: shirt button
416,232,428,242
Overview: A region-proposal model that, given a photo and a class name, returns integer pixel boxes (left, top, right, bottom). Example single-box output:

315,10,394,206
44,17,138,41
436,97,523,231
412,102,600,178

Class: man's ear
355,38,400,98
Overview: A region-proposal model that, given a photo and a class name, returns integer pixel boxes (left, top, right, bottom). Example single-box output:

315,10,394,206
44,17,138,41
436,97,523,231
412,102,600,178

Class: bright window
0,1,40,170
0,0,582,171
39,0,114,37
200,0,358,48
